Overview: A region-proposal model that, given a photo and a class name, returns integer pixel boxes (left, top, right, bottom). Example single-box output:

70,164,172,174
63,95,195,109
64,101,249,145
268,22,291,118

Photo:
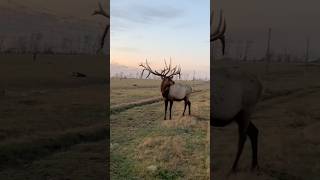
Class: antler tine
164,58,168,69
92,2,109,18
139,59,149,78
164,58,173,76
211,10,226,55
162,58,169,76
93,2,110,52
167,61,181,79
212,10,223,36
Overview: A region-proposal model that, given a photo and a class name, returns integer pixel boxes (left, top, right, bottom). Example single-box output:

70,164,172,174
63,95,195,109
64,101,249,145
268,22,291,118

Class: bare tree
30,32,43,60
0,36,5,53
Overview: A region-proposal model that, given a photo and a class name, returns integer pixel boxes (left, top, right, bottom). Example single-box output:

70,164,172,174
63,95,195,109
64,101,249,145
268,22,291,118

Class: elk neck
160,78,174,98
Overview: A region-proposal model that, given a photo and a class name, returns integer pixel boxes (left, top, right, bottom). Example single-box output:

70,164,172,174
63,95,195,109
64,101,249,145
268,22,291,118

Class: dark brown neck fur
161,79,174,98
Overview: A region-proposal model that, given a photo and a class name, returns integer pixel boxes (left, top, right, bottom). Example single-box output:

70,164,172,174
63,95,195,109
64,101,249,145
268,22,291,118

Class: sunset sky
111,0,210,78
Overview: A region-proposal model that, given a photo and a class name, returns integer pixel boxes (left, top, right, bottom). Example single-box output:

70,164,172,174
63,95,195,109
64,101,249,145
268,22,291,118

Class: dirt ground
0,54,108,180
211,60,320,180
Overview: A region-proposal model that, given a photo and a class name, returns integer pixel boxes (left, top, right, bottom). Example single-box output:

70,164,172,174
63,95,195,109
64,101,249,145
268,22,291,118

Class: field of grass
0,54,108,179
111,78,210,179
212,60,320,180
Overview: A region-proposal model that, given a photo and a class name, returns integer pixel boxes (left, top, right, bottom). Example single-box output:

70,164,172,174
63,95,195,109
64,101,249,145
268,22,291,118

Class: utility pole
265,28,272,74
243,40,253,61
305,37,310,72
235,40,243,61
303,37,310,89
225,37,232,57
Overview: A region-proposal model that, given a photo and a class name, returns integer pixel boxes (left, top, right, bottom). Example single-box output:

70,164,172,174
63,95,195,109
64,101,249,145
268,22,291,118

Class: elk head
139,59,181,96
93,2,110,52
211,10,226,54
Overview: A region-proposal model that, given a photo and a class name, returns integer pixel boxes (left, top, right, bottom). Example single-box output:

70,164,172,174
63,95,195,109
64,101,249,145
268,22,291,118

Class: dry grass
161,116,198,129
110,79,209,179
0,54,108,179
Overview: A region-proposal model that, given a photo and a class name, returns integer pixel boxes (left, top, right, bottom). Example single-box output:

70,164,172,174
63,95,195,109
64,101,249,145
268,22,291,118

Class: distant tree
17,36,27,54
30,32,43,60
0,36,4,53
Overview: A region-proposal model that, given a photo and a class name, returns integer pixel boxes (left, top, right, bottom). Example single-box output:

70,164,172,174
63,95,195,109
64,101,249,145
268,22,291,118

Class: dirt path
110,89,204,114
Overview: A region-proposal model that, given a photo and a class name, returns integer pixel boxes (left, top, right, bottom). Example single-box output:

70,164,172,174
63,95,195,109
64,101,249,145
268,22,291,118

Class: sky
214,0,320,61
111,0,210,79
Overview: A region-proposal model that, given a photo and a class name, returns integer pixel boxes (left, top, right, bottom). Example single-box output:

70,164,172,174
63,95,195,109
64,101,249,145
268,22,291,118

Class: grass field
2,54,318,179
110,78,210,179
0,54,108,179
211,60,320,180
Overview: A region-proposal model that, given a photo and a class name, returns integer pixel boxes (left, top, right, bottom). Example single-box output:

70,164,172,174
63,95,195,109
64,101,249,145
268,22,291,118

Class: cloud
112,2,184,25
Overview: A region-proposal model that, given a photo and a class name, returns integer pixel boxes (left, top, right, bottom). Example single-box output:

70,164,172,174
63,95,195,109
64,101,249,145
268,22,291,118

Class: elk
93,2,110,52
211,11,263,172
140,60,192,120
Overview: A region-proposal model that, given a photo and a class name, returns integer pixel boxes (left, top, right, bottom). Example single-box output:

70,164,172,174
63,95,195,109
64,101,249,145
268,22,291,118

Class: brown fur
161,77,191,120
211,11,261,172
139,60,191,120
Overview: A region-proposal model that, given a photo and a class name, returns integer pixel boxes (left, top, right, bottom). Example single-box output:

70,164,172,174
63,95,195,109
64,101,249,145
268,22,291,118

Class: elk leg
183,99,187,116
169,100,173,120
232,132,247,172
231,112,250,172
188,101,191,115
164,100,168,120
247,122,259,170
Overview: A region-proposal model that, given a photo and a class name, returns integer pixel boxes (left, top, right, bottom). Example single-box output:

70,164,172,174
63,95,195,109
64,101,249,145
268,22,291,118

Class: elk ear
161,76,165,80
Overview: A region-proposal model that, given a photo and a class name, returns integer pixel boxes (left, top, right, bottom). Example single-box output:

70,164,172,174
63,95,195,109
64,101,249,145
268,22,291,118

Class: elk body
211,11,263,172
140,60,192,120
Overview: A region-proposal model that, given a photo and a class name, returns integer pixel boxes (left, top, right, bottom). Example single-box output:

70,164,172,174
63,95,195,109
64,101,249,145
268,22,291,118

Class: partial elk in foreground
211,11,263,172
140,60,192,120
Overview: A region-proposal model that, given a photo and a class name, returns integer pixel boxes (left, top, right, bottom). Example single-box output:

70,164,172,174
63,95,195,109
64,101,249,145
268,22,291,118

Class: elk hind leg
247,122,259,170
188,100,191,115
183,99,187,116
231,112,250,172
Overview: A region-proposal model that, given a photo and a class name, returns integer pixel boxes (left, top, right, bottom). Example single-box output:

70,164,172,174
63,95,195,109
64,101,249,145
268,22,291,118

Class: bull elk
140,60,192,120
211,11,263,172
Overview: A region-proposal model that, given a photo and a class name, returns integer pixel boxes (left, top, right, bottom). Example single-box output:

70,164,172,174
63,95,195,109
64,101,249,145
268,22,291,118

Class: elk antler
140,59,166,78
139,59,181,79
93,2,110,52
211,10,226,55
165,58,181,79
93,2,109,18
